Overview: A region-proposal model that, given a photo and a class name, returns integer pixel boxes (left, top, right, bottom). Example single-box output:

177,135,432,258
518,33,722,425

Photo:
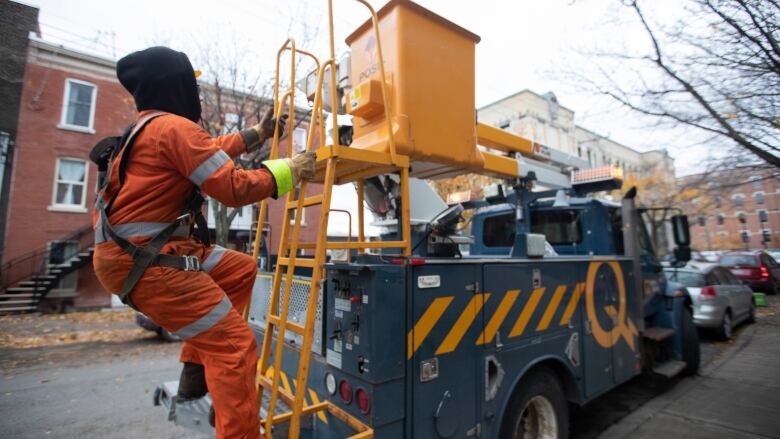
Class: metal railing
0,223,94,292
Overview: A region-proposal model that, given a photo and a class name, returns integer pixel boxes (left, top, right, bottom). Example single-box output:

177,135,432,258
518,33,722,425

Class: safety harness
90,112,210,309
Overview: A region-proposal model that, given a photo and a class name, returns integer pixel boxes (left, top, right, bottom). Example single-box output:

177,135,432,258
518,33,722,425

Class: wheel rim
516,395,558,439
723,314,732,338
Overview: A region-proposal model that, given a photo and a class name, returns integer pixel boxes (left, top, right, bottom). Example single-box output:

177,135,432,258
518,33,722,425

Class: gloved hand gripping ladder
249,2,412,438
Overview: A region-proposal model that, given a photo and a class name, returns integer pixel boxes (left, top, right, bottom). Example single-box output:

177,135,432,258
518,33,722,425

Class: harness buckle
183,255,201,272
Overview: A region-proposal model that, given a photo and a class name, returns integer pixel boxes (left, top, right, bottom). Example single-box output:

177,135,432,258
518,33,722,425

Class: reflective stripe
174,295,232,339
95,216,106,243
189,150,230,186
202,245,226,272
94,221,190,244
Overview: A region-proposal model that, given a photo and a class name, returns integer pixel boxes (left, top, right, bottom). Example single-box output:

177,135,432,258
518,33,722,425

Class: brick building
680,167,780,251
2,38,136,309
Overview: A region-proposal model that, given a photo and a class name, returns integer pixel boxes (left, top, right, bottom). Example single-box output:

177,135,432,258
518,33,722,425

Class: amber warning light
571,166,623,194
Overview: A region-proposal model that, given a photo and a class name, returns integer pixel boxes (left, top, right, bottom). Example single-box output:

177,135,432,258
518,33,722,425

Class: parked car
719,251,780,294
136,312,180,342
665,263,755,339
768,248,780,263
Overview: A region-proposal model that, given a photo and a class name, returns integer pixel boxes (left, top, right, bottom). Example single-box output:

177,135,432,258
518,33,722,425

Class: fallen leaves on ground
0,328,155,349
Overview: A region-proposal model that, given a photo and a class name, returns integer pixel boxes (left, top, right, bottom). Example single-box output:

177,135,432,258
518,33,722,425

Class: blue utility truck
153,1,698,437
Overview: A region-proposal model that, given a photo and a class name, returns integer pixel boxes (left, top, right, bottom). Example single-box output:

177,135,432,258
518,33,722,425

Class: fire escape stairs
0,247,95,314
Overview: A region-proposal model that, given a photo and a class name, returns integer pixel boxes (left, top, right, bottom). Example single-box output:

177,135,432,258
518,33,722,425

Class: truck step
652,360,687,378
153,381,214,435
642,326,675,342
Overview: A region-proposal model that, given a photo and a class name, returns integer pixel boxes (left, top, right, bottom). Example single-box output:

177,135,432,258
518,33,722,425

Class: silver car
664,263,755,339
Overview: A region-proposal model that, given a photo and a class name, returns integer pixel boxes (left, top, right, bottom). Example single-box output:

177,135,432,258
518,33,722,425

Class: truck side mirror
673,246,691,265
671,215,690,246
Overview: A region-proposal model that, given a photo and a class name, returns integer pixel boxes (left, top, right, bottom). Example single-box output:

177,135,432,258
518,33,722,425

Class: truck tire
500,367,569,439
681,307,700,375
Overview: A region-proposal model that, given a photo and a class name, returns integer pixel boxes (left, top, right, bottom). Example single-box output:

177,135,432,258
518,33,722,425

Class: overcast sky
22,0,710,175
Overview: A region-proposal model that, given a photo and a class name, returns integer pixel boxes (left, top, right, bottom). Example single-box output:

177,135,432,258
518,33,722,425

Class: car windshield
720,255,758,266
665,270,706,287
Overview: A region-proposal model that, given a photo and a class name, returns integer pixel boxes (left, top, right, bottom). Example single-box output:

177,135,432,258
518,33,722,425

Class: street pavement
0,300,777,438
600,302,780,439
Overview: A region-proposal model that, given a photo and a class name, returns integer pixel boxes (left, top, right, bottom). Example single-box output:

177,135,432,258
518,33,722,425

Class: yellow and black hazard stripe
407,282,585,359
261,366,328,423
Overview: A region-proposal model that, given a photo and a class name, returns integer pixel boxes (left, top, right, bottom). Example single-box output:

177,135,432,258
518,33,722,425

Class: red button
350,296,360,303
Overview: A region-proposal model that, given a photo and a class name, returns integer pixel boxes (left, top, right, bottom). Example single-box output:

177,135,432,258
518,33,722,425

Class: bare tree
188,11,322,248
572,0,780,168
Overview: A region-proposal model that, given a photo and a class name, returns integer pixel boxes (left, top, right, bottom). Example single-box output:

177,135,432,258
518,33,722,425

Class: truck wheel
681,307,700,375
500,367,569,439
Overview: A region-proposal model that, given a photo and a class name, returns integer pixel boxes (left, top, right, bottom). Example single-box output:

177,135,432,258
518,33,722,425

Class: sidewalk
600,304,780,439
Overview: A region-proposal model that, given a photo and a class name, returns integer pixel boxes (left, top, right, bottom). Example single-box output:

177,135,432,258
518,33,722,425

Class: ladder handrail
328,0,398,165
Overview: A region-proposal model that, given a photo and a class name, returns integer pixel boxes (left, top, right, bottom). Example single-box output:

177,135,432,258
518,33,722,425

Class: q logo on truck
585,261,638,352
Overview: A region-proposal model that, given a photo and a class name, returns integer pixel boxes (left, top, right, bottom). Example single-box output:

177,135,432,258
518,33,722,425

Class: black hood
117,46,201,122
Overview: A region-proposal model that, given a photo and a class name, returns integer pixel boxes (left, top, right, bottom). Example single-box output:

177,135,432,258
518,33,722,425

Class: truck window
610,208,624,255
636,214,655,258
483,213,516,247
530,210,582,245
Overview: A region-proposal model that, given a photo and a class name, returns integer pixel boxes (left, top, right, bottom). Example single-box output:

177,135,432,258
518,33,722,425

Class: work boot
177,362,208,400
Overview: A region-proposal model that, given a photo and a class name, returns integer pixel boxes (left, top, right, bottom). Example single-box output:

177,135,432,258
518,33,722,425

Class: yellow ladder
248,2,410,438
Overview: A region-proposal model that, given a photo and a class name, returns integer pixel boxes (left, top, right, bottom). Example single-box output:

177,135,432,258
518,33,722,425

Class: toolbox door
409,264,482,438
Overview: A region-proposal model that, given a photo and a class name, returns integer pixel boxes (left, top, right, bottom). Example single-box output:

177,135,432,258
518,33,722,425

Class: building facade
478,90,675,180
3,38,137,308
680,168,780,251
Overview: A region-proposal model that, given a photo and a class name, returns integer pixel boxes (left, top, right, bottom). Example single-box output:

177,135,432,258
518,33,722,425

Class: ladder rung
277,257,317,268
327,240,408,249
295,240,410,251
258,375,295,404
267,314,306,335
286,194,323,209
267,401,329,425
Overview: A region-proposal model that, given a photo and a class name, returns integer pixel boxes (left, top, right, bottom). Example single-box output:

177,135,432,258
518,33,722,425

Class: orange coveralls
93,110,274,438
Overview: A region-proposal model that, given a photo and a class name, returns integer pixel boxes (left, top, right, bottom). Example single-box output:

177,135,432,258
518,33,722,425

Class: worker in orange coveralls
91,46,315,438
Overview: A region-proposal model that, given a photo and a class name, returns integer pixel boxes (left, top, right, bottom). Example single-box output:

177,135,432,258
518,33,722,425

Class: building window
290,207,307,226
59,79,97,133
51,158,88,211
754,192,765,204
750,175,762,189
717,214,725,226
732,193,745,207
292,127,307,154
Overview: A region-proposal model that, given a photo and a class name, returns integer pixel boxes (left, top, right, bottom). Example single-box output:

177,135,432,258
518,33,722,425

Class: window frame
290,207,307,227
49,157,89,213
58,78,97,134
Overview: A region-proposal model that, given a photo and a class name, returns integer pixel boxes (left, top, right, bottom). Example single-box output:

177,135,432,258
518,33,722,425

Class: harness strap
96,112,211,309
